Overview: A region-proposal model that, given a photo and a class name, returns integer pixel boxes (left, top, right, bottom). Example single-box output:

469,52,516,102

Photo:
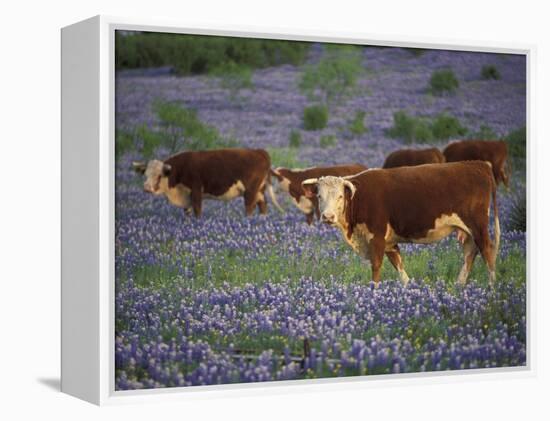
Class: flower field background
115,38,527,390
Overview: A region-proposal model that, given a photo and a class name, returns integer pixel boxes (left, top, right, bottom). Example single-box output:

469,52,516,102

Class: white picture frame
61,15,535,406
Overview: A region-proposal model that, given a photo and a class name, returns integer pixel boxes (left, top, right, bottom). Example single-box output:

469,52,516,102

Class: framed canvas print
61,16,532,405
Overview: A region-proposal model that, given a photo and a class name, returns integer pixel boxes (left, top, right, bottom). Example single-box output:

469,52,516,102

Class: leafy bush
431,114,468,140
505,126,526,158
471,124,498,140
348,110,368,136
115,130,135,161
127,101,239,158
289,130,302,148
303,105,329,131
429,69,459,95
387,111,468,143
481,65,501,80
209,61,253,100
115,31,310,75
266,147,306,168
299,45,363,107
386,111,433,143
509,193,526,232
319,134,337,148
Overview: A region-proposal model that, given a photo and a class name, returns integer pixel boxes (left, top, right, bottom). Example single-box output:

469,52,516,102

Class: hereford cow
271,164,367,224
302,162,500,287
443,140,509,186
383,147,445,169
132,148,283,217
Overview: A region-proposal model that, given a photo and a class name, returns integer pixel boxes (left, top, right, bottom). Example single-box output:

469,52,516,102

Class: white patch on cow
278,177,291,193
294,195,314,214
337,223,373,259
410,213,471,244
205,180,245,201
489,270,496,286
162,180,192,208
398,268,410,286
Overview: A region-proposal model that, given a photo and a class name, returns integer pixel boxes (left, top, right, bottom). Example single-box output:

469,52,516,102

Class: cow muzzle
321,212,336,225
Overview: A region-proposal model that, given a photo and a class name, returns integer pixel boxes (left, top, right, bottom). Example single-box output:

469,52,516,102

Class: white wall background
0,0,548,418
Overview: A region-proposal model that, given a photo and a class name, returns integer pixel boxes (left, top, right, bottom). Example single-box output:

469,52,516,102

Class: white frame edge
60,14,536,406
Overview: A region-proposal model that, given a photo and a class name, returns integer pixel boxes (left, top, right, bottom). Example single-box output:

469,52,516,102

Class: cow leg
244,189,258,216
367,236,385,288
472,226,497,286
305,212,314,225
385,245,409,286
256,191,268,215
191,186,203,217
457,235,478,286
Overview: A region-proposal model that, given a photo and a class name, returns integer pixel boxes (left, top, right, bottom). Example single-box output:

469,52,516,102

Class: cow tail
491,178,500,255
266,174,284,213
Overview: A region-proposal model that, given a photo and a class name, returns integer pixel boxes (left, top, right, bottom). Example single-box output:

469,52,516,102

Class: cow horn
343,180,356,199
132,161,147,174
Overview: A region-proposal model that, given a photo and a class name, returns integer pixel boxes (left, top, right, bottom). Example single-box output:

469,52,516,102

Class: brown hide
345,161,495,241
443,140,509,186
383,147,445,169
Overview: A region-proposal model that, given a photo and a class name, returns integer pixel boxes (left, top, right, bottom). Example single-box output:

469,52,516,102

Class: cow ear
343,180,356,200
302,178,319,198
162,163,172,177
132,161,147,175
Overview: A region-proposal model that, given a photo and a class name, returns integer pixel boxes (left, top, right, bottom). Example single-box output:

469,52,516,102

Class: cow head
132,160,172,195
302,176,356,225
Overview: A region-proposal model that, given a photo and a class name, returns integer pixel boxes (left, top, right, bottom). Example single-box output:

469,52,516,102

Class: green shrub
431,114,468,140
115,130,134,160
387,111,468,143
348,110,368,136
481,65,501,80
505,126,526,158
471,124,498,140
299,45,363,107
209,61,253,100
509,193,526,232
429,69,459,95
266,147,306,168
303,105,329,131
386,111,433,144
130,101,239,158
135,124,165,159
319,134,337,148
289,130,302,148
115,31,310,75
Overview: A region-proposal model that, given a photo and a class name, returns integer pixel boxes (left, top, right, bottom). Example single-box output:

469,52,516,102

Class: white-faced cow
271,164,367,224
133,148,283,217
383,147,445,169
302,161,500,287
443,140,510,187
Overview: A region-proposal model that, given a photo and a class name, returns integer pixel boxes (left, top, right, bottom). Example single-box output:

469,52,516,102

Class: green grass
122,238,526,293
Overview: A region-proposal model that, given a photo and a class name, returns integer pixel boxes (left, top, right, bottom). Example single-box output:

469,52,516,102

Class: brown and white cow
383,147,445,169
132,148,283,217
443,140,509,186
302,162,500,287
271,164,367,224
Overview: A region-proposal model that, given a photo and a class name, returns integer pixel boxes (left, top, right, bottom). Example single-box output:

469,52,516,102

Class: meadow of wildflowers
115,43,527,390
